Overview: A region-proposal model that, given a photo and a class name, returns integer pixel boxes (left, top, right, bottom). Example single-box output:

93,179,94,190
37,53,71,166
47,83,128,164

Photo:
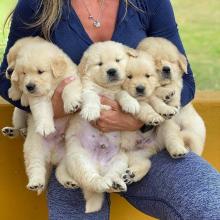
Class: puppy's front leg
149,95,178,119
137,101,164,126
62,77,82,113
29,96,55,136
80,88,101,121
116,91,140,115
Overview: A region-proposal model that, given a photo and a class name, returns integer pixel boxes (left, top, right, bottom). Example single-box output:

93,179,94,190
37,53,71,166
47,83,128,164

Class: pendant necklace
81,0,105,28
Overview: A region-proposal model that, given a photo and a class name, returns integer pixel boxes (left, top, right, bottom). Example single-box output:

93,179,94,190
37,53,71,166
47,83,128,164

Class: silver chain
81,0,105,28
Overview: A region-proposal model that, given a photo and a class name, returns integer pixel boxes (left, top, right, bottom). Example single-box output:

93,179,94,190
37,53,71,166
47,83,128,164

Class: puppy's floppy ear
78,52,89,76
178,54,188,74
124,46,138,58
11,71,19,82
51,55,67,78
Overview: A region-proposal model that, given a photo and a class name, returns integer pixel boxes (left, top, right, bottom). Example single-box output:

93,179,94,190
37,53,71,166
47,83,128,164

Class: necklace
81,0,105,28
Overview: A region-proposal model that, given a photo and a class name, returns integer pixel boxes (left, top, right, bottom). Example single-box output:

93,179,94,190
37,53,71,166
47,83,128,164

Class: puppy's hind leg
55,159,79,189
65,137,113,193
24,116,49,191
84,190,104,213
158,120,189,159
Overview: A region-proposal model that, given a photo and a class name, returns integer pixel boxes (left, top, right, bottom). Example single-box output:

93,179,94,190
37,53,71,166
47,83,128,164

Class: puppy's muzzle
26,83,36,93
162,66,171,79
6,68,14,79
136,85,145,96
106,68,119,82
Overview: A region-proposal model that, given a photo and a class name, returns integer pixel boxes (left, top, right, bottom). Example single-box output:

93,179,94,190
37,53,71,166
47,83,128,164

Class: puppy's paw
110,178,127,193
146,113,164,126
36,122,56,137
8,88,21,101
63,97,81,114
80,105,101,121
169,146,189,159
122,169,136,185
121,99,140,115
158,106,179,119
27,177,45,191
163,90,175,103
1,127,19,138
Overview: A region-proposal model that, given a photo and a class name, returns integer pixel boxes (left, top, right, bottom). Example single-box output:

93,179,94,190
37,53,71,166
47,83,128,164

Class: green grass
0,0,220,90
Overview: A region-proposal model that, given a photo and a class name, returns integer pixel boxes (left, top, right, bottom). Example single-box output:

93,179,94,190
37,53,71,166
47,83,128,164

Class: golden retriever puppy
56,41,138,213
5,37,82,193
118,51,190,185
137,37,206,156
9,36,82,136
137,37,187,112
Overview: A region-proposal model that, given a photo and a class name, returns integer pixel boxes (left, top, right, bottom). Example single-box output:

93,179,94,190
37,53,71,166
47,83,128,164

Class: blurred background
0,0,220,90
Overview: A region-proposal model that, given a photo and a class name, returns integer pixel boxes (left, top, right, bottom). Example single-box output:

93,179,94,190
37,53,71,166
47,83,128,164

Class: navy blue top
0,0,195,111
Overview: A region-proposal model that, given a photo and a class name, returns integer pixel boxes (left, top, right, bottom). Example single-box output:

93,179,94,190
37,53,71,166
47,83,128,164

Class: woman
0,0,220,219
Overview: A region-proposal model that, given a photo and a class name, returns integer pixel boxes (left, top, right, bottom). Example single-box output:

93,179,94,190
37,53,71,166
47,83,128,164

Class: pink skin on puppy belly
77,121,121,165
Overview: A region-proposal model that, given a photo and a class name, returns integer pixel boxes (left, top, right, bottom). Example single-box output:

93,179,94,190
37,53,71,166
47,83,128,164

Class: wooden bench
0,91,219,220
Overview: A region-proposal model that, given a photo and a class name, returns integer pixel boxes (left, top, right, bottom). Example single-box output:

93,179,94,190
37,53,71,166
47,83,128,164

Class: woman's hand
92,96,143,132
52,76,75,118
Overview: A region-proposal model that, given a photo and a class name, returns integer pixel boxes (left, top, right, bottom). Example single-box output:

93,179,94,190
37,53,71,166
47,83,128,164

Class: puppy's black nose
136,85,145,94
7,68,14,76
26,83,36,93
162,66,171,78
162,66,171,73
107,68,117,77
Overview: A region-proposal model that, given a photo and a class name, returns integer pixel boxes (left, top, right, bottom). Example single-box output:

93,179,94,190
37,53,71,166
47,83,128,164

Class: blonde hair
6,0,141,41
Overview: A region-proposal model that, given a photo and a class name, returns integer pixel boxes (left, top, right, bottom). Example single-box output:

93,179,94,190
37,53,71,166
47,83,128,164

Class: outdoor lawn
0,0,219,90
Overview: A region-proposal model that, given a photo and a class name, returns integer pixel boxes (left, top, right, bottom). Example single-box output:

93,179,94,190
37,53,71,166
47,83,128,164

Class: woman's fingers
100,96,120,110
54,76,75,95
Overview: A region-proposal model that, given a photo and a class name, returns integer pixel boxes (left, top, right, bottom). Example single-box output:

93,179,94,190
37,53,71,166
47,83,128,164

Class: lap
123,150,220,220
47,150,220,220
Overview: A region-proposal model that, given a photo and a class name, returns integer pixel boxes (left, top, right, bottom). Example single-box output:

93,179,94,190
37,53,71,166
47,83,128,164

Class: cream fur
56,41,138,213
4,37,82,193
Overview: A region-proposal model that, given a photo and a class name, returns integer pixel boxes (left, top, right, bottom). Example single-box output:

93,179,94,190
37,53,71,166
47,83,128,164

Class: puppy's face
79,41,129,88
13,52,67,97
155,54,187,85
123,52,159,100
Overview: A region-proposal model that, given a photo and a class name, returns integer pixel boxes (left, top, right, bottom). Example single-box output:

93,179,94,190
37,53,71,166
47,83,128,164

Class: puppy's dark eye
127,74,133,79
38,70,44,74
23,72,26,75
98,62,103,66
116,59,120,63
145,74,150,78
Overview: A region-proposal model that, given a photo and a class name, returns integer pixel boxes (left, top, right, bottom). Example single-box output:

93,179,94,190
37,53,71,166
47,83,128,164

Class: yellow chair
0,91,219,220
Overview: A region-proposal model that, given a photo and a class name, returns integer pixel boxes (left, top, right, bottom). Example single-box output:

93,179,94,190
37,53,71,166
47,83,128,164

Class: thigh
47,169,110,220
122,151,220,220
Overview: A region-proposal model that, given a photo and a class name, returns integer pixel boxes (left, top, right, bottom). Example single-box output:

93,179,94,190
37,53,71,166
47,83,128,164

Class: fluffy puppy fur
56,41,137,213
118,51,192,185
5,37,82,193
8,36,82,136
137,37,206,156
